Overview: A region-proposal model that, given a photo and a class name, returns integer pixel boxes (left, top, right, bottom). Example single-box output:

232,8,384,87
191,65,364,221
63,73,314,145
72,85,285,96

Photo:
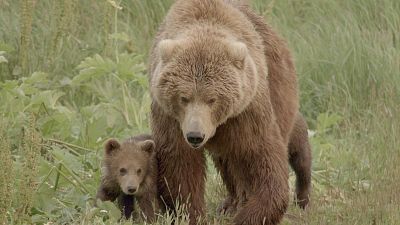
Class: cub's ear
104,139,120,156
158,39,181,63
226,41,248,69
139,140,155,154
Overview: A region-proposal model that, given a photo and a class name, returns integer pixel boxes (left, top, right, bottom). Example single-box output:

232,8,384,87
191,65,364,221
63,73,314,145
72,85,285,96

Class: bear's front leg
212,155,238,216
137,184,159,222
153,122,206,225
157,146,206,225
233,141,289,225
152,109,207,225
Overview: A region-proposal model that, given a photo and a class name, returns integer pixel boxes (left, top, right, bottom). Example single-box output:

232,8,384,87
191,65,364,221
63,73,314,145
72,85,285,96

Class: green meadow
0,0,399,224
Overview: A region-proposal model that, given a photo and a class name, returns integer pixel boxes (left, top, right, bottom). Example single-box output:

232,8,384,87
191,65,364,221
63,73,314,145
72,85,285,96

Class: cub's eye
180,97,189,105
119,168,127,176
137,169,142,174
207,98,216,105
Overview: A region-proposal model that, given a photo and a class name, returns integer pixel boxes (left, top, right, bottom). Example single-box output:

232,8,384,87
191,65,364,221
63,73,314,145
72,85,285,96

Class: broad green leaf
23,72,49,85
97,200,121,220
20,83,39,95
0,80,19,90
28,90,64,110
0,55,7,63
52,146,82,173
72,54,115,85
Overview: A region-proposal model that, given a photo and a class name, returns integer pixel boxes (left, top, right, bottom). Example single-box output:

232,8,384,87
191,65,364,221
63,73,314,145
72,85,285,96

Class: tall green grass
0,0,399,224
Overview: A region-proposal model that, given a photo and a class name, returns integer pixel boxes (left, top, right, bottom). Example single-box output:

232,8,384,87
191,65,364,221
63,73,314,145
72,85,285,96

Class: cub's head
103,138,155,195
151,37,259,149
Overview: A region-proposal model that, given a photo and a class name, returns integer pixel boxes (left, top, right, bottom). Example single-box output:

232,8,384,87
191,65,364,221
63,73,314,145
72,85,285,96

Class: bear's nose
127,186,137,194
186,132,205,146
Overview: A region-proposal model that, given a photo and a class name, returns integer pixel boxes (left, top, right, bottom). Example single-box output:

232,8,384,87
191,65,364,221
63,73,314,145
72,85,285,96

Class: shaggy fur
149,0,312,224
96,134,159,222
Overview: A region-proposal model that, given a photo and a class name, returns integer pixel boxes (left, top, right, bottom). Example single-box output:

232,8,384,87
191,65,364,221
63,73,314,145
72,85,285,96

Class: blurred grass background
0,0,399,224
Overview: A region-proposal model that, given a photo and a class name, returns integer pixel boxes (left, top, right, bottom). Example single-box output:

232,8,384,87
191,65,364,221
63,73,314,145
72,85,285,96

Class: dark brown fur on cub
96,134,159,222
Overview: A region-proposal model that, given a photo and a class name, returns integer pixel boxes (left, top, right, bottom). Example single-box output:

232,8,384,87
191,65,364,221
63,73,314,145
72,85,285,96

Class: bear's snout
127,186,137,194
181,103,215,149
186,131,205,148
120,176,140,195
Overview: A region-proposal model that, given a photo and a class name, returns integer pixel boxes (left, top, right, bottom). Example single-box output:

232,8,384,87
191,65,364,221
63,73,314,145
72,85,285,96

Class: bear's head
151,36,259,149
103,138,155,195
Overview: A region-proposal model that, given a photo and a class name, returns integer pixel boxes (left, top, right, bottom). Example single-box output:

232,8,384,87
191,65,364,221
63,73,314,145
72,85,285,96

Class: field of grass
0,0,399,224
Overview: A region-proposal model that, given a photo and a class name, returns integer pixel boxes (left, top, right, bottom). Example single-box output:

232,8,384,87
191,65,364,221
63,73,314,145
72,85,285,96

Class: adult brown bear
148,0,312,224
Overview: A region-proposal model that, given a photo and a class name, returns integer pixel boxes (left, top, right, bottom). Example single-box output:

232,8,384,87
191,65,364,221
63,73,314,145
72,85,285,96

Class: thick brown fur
149,0,311,224
96,134,159,222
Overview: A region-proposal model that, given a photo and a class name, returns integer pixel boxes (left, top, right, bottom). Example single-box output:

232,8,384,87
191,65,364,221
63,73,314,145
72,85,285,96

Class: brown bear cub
96,134,159,222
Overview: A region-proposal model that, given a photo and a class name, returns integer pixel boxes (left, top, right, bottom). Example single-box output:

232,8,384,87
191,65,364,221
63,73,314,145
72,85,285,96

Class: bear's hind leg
288,113,312,209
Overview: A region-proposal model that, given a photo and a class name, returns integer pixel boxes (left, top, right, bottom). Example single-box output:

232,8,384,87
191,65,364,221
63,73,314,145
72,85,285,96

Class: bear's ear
227,41,248,69
138,140,155,154
104,139,121,156
158,39,181,63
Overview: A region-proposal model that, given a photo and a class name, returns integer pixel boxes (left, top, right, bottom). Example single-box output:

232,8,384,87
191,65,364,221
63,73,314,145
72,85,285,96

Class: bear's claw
216,196,238,216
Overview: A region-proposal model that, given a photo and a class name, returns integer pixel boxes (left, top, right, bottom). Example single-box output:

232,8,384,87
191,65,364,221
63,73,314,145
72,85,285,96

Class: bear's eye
137,168,142,174
207,98,216,105
180,97,189,105
119,168,127,176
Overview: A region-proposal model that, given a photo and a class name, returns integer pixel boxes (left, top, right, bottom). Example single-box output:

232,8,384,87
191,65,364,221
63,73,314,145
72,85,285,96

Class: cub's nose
127,186,137,194
186,132,205,146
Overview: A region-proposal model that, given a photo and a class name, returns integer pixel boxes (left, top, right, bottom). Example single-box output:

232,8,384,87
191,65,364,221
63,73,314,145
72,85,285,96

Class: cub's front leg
117,194,136,220
96,185,119,203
